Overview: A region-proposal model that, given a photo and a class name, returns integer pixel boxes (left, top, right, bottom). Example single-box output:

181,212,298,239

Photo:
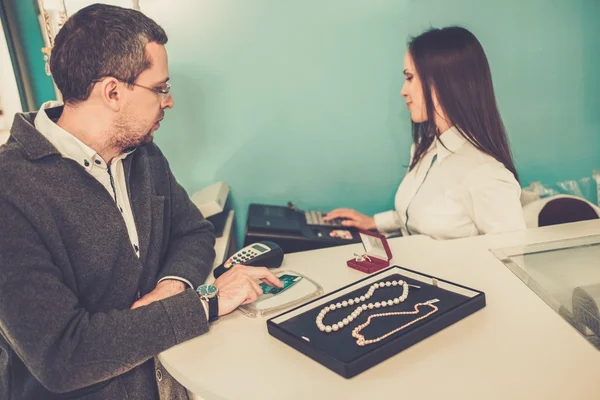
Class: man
0,4,281,399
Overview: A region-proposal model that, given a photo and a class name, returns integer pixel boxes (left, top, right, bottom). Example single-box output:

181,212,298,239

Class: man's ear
99,78,122,112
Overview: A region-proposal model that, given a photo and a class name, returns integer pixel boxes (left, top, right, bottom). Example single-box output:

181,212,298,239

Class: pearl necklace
352,300,439,346
316,280,409,333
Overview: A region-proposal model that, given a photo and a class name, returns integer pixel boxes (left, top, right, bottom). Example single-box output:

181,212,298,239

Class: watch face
197,284,218,297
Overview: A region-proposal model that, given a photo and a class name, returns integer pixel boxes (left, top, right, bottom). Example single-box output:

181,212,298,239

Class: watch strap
205,294,219,322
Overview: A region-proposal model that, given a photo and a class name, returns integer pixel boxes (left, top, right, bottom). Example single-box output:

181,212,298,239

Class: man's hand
214,265,283,316
130,279,186,309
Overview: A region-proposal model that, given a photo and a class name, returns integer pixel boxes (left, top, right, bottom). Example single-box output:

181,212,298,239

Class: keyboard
304,210,345,228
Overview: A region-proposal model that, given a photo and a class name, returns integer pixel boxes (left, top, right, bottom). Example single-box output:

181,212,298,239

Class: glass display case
491,234,600,349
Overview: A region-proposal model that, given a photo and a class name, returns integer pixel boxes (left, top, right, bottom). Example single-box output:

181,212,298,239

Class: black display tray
267,265,486,378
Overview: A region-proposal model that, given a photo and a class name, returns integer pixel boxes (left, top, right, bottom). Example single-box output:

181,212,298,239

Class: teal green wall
11,0,56,108
146,0,600,244
20,1,600,244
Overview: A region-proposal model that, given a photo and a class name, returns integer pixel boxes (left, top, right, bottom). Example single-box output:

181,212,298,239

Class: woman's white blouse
374,126,526,239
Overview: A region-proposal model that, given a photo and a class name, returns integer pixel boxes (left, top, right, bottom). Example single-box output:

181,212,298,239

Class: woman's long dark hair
407,26,519,181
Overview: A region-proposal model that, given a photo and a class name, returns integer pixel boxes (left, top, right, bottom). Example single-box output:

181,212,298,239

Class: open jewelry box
267,265,486,378
347,229,392,273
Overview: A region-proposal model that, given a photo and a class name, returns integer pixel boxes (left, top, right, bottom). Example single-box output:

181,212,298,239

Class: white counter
160,220,600,400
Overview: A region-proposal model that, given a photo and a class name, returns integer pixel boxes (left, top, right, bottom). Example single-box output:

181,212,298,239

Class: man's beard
108,115,157,152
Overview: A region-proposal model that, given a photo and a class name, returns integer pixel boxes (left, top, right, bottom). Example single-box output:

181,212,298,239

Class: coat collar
10,111,62,161
11,106,136,165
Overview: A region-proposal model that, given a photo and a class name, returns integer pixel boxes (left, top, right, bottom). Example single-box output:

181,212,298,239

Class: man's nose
162,94,174,109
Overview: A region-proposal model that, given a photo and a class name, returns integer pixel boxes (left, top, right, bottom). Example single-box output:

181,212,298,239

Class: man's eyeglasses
127,81,171,98
92,77,171,99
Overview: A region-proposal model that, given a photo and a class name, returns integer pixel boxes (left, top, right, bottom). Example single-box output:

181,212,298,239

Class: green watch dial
197,284,218,298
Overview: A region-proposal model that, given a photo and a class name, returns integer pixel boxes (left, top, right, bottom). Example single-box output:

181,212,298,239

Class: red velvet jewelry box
347,230,392,273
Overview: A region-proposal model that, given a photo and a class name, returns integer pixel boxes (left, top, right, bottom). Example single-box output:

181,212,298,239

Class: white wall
0,17,23,132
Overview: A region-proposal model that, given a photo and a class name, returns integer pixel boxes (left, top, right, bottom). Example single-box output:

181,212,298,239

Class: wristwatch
196,284,219,322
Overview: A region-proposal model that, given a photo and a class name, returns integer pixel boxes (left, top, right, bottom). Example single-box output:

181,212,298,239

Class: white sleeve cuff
158,276,194,290
374,210,404,235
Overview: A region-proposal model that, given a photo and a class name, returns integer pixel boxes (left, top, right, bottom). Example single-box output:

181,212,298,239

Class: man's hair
50,3,168,105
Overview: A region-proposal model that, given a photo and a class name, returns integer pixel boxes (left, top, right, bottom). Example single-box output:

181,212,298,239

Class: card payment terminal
213,241,284,278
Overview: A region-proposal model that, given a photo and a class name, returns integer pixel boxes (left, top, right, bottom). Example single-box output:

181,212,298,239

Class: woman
326,26,525,239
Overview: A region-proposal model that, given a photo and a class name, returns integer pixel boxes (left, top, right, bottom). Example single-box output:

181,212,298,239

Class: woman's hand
324,208,376,231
